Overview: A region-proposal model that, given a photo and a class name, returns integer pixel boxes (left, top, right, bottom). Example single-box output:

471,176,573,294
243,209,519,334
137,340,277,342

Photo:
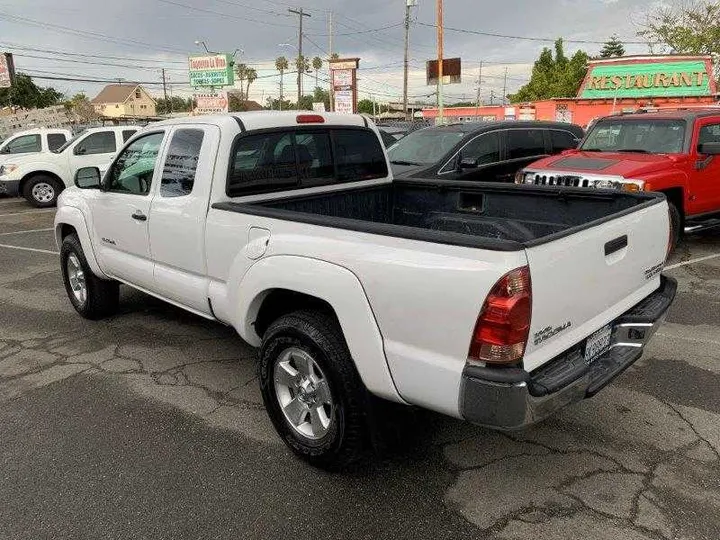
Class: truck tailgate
522,200,669,372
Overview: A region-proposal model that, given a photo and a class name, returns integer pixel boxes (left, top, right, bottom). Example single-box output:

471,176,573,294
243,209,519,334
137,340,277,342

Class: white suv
0,125,140,207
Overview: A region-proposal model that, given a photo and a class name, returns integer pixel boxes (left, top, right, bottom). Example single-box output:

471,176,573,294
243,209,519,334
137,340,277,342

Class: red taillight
468,266,532,365
296,114,325,124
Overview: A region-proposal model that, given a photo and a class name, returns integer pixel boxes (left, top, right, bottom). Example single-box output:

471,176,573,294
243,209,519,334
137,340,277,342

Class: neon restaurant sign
579,59,715,99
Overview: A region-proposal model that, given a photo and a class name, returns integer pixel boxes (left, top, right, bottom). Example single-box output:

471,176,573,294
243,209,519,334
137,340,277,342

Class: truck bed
214,180,663,250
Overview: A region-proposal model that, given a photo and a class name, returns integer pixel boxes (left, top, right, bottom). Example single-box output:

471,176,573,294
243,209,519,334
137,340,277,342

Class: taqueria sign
579,57,716,99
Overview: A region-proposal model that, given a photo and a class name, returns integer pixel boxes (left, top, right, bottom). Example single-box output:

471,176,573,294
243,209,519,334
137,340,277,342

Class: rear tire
23,175,62,208
60,233,119,320
259,310,369,470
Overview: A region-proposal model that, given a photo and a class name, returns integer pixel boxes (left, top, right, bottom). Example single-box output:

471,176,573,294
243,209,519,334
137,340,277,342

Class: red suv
517,109,720,247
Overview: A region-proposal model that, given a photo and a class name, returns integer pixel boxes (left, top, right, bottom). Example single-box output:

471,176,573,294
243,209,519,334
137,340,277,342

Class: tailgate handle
605,235,628,256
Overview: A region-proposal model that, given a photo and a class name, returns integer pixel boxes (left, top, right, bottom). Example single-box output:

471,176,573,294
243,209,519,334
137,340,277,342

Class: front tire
23,175,62,208
259,310,369,470
60,233,119,320
668,202,681,253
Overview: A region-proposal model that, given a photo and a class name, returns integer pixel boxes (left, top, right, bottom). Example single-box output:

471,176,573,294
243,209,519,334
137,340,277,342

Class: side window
47,133,68,151
5,134,41,154
105,132,164,195
227,132,299,196
75,131,117,155
333,129,388,181
459,132,501,165
295,132,334,183
161,129,204,198
507,129,546,160
550,130,579,152
122,129,137,143
698,124,720,148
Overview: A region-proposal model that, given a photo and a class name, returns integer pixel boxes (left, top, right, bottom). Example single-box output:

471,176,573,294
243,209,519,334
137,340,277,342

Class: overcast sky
0,0,665,104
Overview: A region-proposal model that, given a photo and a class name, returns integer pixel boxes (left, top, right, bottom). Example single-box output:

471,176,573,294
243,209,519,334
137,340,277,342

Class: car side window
698,124,720,147
105,132,164,195
122,129,138,143
459,132,501,165
550,130,579,152
75,131,116,155
507,129,546,160
47,133,68,151
227,131,299,196
161,129,204,198
5,134,41,154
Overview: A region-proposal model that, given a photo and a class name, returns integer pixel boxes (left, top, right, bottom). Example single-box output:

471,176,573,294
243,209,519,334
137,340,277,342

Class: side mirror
75,167,101,189
459,157,479,169
698,142,720,155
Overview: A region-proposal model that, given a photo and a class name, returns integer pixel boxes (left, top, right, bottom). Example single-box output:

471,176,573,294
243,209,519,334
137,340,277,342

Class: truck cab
517,109,720,247
0,125,140,207
0,127,72,168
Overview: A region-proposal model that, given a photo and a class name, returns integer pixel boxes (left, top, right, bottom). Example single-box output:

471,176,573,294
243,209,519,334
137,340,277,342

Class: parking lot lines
0,228,54,236
0,209,55,218
666,252,720,270
0,243,58,255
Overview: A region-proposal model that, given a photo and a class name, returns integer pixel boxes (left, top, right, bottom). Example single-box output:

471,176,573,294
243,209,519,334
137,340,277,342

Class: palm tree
245,68,257,103
312,56,322,89
234,63,248,100
275,56,289,109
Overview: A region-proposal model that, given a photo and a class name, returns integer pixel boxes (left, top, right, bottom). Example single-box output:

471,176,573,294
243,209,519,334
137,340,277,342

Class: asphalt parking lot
1,197,719,540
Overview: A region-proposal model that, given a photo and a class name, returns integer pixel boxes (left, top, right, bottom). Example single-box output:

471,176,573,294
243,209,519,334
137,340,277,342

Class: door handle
604,235,628,256
131,211,147,222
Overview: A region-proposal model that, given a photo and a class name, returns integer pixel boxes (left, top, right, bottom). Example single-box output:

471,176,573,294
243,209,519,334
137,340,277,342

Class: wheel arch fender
19,164,68,192
54,206,108,279
235,255,403,403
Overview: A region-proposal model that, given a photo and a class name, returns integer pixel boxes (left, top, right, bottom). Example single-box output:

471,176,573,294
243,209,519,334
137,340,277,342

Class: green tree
357,99,374,115
638,0,720,80
600,35,626,58
64,92,98,121
313,87,330,111
296,94,314,110
509,39,588,102
0,73,63,109
234,63,248,100
312,56,323,88
156,96,194,115
267,96,292,110
295,55,310,75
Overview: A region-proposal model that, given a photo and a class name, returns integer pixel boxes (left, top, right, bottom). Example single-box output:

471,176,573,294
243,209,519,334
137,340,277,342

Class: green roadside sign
579,60,712,99
189,54,234,88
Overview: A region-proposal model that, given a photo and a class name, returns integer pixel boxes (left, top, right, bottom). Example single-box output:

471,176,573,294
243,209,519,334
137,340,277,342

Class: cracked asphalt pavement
1,197,719,540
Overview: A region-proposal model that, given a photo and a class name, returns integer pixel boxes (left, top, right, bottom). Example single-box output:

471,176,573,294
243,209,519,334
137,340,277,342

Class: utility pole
436,0,444,125
289,8,311,104
489,89,496,106
502,66,508,106
403,0,417,122
474,61,482,120
161,68,168,102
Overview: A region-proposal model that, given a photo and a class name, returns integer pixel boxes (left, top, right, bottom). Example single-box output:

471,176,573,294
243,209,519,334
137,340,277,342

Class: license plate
584,324,612,364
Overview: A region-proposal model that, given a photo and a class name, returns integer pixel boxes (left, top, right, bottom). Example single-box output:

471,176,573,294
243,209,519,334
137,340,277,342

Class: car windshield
387,128,465,166
581,119,686,154
54,130,87,153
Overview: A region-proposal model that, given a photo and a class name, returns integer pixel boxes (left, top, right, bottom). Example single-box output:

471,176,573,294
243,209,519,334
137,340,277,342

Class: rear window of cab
226,127,388,197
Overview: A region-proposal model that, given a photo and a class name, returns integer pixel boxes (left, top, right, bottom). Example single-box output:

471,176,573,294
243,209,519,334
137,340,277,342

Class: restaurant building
421,55,719,128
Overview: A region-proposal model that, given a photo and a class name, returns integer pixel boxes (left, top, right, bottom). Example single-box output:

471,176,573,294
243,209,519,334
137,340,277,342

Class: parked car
517,109,720,248
0,128,72,181
55,111,674,469
388,121,584,182
377,126,407,148
0,125,140,207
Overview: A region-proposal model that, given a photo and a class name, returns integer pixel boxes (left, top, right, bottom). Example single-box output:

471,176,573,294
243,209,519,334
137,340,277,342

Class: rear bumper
0,180,20,197
460,275,677,430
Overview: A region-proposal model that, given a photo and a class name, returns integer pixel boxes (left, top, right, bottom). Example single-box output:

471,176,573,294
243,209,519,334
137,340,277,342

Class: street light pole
436,0,444,125
403,0,417,122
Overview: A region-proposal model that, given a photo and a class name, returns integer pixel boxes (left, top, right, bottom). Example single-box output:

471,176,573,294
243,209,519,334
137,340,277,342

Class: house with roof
91,84,157,118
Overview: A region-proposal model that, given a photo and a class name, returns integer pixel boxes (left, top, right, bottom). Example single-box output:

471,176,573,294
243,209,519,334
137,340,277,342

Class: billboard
426,58,461,85
334,90,353,114
579,58,715,99
0,53,15,88
194,90,229,114
189,54,234,88
332,69,353,89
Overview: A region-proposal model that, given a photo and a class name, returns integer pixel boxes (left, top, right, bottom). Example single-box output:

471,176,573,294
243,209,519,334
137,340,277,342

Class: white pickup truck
54,112,676,469
1,125,139,207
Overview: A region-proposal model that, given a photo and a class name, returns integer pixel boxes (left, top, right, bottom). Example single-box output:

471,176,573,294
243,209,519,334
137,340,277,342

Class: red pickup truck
517,109,720,247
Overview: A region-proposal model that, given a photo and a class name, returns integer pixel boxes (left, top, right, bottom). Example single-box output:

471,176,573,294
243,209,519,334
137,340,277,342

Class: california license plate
584,324,612,364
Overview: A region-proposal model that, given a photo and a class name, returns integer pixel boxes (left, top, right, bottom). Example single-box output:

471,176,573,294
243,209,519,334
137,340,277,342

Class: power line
0,42,187,65
155,0,298,28
416,21,647,45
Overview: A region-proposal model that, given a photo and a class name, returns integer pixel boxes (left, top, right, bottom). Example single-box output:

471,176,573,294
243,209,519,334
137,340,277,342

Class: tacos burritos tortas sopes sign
579,59,714,99
189,54,234,88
